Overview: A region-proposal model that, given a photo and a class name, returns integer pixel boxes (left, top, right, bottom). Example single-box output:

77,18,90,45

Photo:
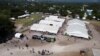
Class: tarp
30,24,59,34
66,25,88,38
15,33,22,38
67,19,85,26
65,19,89,38
45,16,65,23
18,14,30,18
39,20,63,27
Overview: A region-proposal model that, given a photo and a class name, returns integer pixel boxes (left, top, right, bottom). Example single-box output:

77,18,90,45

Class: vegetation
0,10,15,43
15,14,42,26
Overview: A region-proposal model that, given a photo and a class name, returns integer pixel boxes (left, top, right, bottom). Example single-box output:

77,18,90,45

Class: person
7,48,9,51
25,43,29,49
80,50,85,56
32,48,35,53
41,35,44,43
38,51,41,54
10,52,13,55
26,37,28,40
41,50,45,55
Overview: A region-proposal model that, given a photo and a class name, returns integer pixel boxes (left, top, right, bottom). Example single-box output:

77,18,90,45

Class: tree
0,14,15,43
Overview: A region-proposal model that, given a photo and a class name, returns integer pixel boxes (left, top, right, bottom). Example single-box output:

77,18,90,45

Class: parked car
32,33,56,42
43,35,56,42
32,33,42,40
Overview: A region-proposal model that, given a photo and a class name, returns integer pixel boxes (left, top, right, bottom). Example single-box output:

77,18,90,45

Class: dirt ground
88,20,100,33
0,19,100,56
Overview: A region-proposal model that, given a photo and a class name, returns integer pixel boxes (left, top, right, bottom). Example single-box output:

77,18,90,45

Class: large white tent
30,24,59,34
67,19,85,26
30,15,65,35
65,25,88,38
67,25,87,32
39,20,63,27
45,15,65,23
65,19,89,39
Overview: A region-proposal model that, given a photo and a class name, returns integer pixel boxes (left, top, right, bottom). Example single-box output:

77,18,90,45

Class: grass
15,14,42,26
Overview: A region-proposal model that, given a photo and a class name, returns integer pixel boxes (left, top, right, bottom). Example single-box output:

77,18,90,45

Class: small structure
10,17,16,21
18,14,30,19
14,33,24,39
86,9,93,16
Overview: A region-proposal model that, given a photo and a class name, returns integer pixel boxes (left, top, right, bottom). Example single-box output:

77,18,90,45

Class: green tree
0,14,15,43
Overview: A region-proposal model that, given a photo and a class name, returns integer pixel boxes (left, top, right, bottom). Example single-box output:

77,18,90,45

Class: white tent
18,14,30,18
65,19,89,39
65,25,88,38
30,15,65,34
67,25,87,32
15,33,23,38
39,20,63,27
30,24,59,34
10,17,16,20
45,16,65,23
67,19,85,26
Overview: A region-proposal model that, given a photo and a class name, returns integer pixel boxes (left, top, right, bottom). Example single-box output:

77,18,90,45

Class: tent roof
18,14,30,18
67,25,87,31
39,20,63,27
45,16,65,23
65,19,89,38
30,24,59,34
66,25,88,38
15,33,22,38
67,19,85,26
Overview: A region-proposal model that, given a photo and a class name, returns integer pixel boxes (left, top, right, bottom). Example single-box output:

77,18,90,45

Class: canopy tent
39,20,63,27
45,16,65,23
67,19,85,26
65,19,89,39
65,25,88,38
49,15,58,19
30,15,65,34
30,24,59,34
67,25,87,32
15,33,23,38
10,17,16,20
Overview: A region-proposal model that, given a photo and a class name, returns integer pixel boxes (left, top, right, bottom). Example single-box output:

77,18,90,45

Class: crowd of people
2,35,54,56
